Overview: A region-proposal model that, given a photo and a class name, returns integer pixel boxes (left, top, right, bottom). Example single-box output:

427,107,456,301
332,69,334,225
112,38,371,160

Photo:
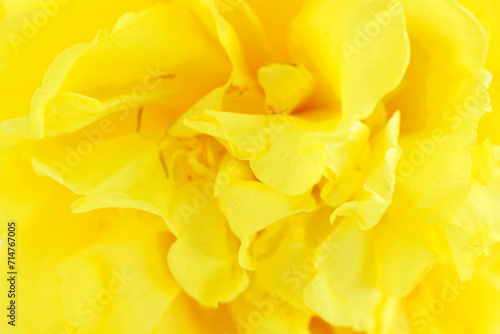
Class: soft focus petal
290,0,410,125
168,180,249,306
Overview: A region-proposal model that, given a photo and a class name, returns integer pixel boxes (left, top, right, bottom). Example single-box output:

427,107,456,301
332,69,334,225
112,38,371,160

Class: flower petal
58,212,179,334
332,111,402,230
186,110,340,195
168,180,249,306
2,2,231,139
304,217,383,331
0,0,163,124
258,63,315,114
290,0,410,125
31,129,175,232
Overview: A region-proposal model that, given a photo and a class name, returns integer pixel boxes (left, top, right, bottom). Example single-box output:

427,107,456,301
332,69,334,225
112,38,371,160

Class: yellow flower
0,0,499,333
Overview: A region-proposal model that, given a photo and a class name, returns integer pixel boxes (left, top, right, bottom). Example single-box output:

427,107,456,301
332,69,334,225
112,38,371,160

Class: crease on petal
214,157,316,270
228,282,312,334
332,112,402,230
30,130,176,234
58,212,180,334
470,138,496,184
168,180,249,307
2,2,232,139
186,110,341,195
304,218,383,331
0,0,165,125
446,168,500,281
289,0,410,126
258,63,315,114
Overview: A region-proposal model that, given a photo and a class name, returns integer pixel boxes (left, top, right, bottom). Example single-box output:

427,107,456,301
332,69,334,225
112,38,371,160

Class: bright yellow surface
1,0,500,333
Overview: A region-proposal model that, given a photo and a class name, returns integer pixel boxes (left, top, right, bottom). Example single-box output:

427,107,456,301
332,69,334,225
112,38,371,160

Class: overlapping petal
2,1,231,139
1,0,500,333
168,180,249,307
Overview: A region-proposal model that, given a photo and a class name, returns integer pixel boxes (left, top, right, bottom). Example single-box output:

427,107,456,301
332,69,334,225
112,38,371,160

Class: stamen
279,62,298,67
159,150,169,178
136,107,143,133
156,74,176,80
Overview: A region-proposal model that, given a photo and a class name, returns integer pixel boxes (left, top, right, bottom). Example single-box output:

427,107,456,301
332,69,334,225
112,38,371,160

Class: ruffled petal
168,180,249,306
228,282,312,334
252,207,333,310
58,212,179,334
153,292,236,334
446,168,500,281
185,110,340,195
332,111,402,230
0,0,163,124
290,0,410,125
258,63,315,114
2,1,231,139
216,157,316,241
304,217,383,331
30,129,175,232
399,249,500,334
